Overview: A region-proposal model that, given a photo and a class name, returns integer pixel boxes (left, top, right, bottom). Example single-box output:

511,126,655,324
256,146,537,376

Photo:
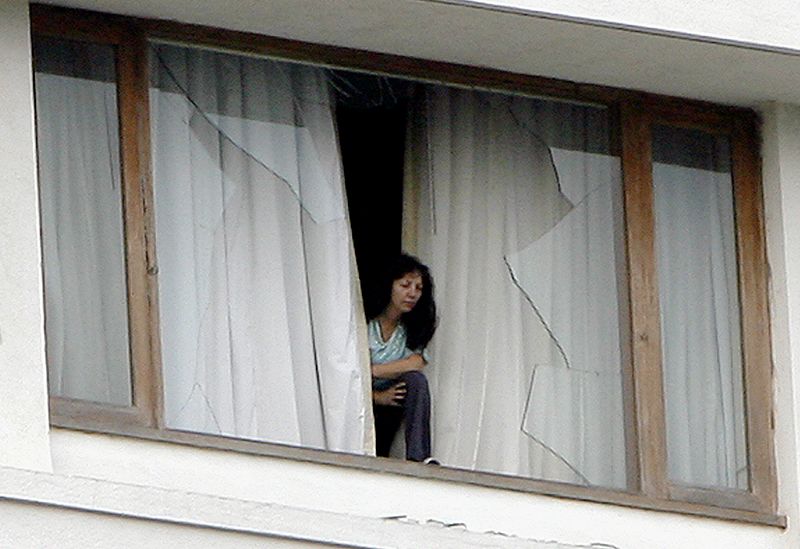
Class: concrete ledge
0,466,591,548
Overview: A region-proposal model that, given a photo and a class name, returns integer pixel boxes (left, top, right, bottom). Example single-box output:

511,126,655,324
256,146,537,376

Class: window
31,5,777,522
33,14,159,429
621,106,775,512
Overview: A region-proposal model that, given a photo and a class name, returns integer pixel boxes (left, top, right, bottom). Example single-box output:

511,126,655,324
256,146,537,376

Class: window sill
50,417,787,529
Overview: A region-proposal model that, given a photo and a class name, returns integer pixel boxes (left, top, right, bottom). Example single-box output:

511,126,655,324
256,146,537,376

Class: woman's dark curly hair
365,253,437,351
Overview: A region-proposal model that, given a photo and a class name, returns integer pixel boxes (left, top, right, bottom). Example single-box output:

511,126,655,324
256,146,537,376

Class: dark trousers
373,371,431,461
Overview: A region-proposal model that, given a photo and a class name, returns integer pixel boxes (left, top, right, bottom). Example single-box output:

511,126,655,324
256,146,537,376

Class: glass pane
406,87,628,488
652,125,748,490
34,37,132,406
149,43,368,451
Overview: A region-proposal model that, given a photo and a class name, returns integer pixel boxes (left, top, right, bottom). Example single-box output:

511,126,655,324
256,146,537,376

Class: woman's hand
373,382,407,406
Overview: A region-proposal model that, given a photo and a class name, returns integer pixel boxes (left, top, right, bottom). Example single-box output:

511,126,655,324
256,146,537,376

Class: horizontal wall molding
0,466,583,548
423,0,800,58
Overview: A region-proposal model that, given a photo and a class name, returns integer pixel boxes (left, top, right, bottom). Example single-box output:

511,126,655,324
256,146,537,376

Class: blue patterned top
368,319,429,391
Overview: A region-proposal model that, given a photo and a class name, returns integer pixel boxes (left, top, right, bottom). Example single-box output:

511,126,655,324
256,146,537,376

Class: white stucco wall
0,0,52,473
761,101,800,543
43,429,796,547
0,500,318,548
2,1,800,546
463,0,800,52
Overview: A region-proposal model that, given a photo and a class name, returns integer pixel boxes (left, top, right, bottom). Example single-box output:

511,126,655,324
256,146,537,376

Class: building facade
3,1,800,546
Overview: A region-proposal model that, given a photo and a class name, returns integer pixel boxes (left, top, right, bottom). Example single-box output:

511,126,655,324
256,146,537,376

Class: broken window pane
149,43,371,453
406,88,628,488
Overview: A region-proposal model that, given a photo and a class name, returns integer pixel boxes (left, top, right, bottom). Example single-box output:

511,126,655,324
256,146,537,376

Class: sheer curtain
405,87,628,487
34,37,132,406
150,44,372,453
653,126,748,490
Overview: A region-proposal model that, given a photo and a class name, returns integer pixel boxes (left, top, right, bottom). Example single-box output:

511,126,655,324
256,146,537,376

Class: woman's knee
401,371,429,393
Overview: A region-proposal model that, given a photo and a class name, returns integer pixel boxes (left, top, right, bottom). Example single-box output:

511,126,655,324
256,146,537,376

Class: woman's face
388,271,424,315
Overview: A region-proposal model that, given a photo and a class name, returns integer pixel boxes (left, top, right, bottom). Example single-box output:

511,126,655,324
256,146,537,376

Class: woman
366,253,437,463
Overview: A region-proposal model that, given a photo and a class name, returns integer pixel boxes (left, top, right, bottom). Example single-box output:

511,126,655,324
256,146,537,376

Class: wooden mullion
731,117,777,512
117,26,160,428
135,27,165,430
620,102,669,498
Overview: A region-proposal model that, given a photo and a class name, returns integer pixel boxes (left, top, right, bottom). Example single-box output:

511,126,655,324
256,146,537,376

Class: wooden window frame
32,9,162,430
621,103,776,514
30,4,780,526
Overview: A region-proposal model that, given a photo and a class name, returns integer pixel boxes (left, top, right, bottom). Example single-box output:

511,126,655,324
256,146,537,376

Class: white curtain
150,44,372,453
405,87,628,488
653,126,747,490
34,38,132,406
